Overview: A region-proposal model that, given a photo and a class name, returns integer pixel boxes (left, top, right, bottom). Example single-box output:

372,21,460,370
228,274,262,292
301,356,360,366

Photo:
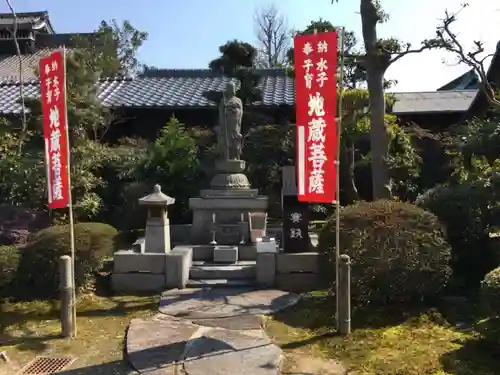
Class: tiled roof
0,66,478,115
0,49,51,82
391,90,478,114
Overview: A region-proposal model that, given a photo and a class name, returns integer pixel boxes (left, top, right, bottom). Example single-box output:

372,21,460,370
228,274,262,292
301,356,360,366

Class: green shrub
16,222,118,298
318,200,452,305
481,267,500,317
478,268,500,347
417,183,499,291
0,245,20,297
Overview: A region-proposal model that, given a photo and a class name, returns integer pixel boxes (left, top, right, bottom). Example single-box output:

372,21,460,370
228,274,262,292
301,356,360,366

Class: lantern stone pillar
139,184,175,253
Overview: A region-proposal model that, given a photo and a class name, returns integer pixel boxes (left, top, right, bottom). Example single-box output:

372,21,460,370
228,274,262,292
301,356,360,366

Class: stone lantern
139,184,175,253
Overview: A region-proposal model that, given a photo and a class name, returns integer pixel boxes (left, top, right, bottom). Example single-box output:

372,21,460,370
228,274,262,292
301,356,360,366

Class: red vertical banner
39,50,70,209
294,32,338,203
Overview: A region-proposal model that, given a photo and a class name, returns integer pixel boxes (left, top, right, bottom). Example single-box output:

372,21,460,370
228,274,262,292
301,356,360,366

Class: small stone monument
139,184,175,253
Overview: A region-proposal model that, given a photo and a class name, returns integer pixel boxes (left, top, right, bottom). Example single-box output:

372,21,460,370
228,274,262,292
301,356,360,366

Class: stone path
125,287,346,375
159,287,301,318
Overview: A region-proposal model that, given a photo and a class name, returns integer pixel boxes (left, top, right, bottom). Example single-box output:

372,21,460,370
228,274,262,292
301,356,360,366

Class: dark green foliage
243,124,294,194
478,268,500,347
417,182,500,292
133,116,201,223
0,245,20,297
94,137,149,230
16,223,118,299
208,40,261,106
317,200,452,305
209,39,257,74
481,267,500,317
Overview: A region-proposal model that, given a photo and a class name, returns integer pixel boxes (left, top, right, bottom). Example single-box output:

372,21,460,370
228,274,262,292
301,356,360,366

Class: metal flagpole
335,27,345,332
62,46,77,338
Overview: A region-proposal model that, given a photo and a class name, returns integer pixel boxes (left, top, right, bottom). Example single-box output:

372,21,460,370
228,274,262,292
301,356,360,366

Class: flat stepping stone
159,287,301,319
192,315,264,330
126,317,198,374
183,328,282,375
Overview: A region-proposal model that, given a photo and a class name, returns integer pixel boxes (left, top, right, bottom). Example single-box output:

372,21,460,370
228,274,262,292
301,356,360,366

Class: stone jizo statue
214,81,243,160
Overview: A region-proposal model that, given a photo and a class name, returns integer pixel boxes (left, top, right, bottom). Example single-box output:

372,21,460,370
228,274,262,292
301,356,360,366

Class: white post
335,27,346,331
62,46,77,338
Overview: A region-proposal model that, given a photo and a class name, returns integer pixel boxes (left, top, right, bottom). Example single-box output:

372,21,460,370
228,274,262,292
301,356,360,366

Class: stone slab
113,251,167,274
190,205,268,244
166,246,192,289
126,317,198,374
192,315,264,330
276,252,325,274
189,264,255,279
214,159,246,173
213,246,238,263
187,245,257,261
183,328,282,375
112,273,165,293
159,287,301,318
189,196,268,210
200,189,258,198
256,253,276,287
186,279,254,288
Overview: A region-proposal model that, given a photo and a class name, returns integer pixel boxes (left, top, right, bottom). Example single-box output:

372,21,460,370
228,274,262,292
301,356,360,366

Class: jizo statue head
224,81,236,99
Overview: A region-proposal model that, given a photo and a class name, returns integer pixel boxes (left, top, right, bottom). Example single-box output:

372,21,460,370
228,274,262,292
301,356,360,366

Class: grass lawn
265,294,499,375
0,293,159,374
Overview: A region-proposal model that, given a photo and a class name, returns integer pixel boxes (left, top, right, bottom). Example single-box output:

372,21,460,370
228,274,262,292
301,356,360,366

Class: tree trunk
340,140,359,204
360,0,392,199
366,70,391,199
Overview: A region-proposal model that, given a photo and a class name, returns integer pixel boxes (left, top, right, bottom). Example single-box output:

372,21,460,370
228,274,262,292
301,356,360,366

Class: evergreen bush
318,200,452,305
16,222,118,298
0,245,20,298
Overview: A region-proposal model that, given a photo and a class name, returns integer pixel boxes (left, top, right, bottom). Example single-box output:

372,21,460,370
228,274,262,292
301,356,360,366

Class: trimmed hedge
318,200,452,305
417,183,499,291
0,245,20,298
481,267,500,317
16,222,118,298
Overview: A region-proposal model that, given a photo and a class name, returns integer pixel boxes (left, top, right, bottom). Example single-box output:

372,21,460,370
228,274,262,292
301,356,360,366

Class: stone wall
257,252,329,293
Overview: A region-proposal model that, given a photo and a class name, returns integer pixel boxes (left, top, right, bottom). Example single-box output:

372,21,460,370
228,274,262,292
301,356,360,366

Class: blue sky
1,0,498,92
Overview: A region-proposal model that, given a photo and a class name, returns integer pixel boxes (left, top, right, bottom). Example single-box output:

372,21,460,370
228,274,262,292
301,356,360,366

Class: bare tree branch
253,4,291,68
389,43,437,65
435,4,500,109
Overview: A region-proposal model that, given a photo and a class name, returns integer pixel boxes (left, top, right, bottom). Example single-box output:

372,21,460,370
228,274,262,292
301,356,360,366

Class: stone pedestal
111,184,176,293
189,159,268,245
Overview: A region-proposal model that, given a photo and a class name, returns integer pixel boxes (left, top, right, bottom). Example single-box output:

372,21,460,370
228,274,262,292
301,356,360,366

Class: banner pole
62,46,77,338
335,27,345,332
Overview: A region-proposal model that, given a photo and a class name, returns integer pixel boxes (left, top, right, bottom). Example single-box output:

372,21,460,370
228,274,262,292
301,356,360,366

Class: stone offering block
213,245,238,263
256,237,277,253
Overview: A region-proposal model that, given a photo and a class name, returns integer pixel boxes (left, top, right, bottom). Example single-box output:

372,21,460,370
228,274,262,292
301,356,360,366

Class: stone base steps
190,262,256,280
187,260,256,288
186,278,254,288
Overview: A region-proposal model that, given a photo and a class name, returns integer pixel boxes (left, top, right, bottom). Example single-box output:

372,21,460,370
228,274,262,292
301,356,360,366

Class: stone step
186,278,254,288
191,260,256,266
190,263,256,280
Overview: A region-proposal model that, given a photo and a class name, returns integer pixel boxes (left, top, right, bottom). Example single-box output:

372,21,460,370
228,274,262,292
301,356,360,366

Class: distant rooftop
0,67,479,115
0,11,54,33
